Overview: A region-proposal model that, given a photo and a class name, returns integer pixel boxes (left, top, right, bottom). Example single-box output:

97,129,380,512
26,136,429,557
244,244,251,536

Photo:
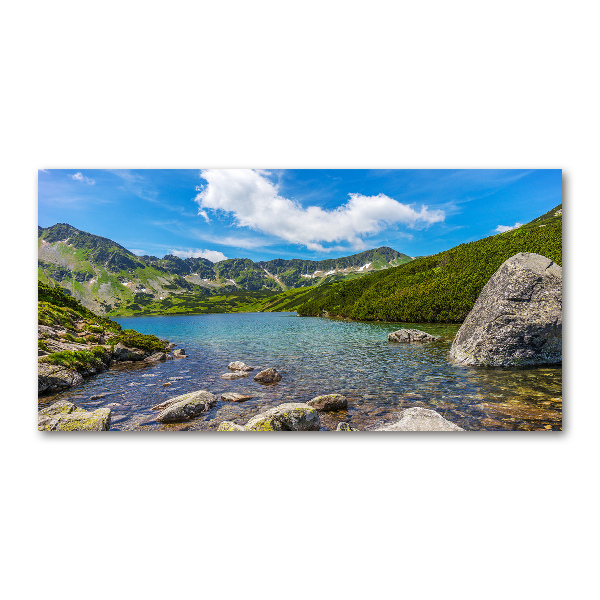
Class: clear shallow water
38,312,562,431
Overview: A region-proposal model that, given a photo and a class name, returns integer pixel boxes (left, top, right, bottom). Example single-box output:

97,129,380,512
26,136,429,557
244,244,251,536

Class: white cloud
70,172,95,185
128,249,147,256
194,169,445,251
169,248,227,262
495,222,523,233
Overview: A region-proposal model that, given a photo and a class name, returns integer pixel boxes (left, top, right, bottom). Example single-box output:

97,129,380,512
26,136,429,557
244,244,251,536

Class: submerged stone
307,394,348,411
253,368,282,384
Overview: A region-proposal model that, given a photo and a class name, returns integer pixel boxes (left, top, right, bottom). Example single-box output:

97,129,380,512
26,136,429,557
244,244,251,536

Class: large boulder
253,368,282,383
152,390,217,422
38,400,111,431
144,352,167,362
307,394,348,411
173,349,186,358
375,407,464,431
450,253,562,366
228,361,254,372
38,363,84,394
245,403,320,431
388,329,439,343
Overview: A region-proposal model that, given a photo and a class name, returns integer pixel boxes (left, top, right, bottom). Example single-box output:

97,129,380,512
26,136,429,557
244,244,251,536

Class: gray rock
375,407,464,431
113,343,146,362
253,368,282,384
388,329,439,343
245,402,320,431
228,361,254,372
221,371,250,380
144,352,167,362
38,363,84,394
152,390,217,422
336,422,359,431
38,400,111,431
307,394,348,411
173,349,186,358
221,392,253,402
39,399,78,416
450,253,562,366
218,421,250,431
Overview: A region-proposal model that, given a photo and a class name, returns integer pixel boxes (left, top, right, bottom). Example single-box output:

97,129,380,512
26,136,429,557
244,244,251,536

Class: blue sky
38,169,562,262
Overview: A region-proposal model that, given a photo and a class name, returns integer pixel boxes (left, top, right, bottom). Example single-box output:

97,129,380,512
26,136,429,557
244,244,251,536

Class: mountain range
38,223,411,315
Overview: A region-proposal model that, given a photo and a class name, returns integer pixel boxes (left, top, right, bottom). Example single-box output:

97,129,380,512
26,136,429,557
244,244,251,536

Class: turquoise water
39,312,562,431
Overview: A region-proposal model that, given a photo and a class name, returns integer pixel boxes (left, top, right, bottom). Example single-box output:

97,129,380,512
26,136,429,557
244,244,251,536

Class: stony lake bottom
38,312,562,431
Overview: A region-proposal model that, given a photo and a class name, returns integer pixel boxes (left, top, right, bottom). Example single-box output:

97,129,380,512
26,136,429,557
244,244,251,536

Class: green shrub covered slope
297,205,562,323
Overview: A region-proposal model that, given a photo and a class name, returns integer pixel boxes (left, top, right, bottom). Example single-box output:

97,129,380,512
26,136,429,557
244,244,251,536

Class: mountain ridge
38,223,410,314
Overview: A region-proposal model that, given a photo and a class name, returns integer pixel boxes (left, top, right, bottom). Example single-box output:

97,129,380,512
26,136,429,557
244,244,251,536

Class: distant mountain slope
38,223,409,315
297,204,562,323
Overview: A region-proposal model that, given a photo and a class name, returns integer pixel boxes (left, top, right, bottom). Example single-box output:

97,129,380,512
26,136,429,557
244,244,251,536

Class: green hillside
38,281,167,375
38,223,410,315
297,205,562,323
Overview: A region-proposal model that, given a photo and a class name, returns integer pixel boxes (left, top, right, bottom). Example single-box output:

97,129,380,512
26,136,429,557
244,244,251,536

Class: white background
1,1,598,599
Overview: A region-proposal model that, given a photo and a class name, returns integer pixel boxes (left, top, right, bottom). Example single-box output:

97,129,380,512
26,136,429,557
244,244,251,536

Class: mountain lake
37,311,562,431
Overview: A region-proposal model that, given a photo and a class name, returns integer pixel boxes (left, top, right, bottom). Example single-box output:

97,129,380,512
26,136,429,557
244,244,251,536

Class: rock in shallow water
253,368,282,384
450,252,562,367
152,390,217,422
388,329,439,343
374,407,464,431
245,402,320,431
228,361,254,372
307,394,348,411
336,422,359,431
221,392,253,402
38,400,111,431
221,371,250,380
